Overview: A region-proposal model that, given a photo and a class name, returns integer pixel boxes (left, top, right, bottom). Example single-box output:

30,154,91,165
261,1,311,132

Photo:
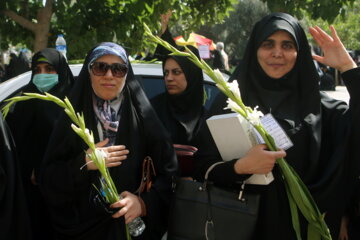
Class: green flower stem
143,23,332,240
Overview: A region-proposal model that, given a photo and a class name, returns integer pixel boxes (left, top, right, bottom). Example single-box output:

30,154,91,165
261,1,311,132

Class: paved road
324,86,349,103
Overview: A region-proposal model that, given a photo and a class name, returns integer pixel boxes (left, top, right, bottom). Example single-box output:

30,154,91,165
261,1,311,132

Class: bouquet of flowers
143,23,331,240
2,93,138,239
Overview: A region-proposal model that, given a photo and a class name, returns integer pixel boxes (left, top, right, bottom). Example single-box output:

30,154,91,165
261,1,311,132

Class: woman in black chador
151,11,205,177
40,42,177,240
7,48,74,239
194,13,360,239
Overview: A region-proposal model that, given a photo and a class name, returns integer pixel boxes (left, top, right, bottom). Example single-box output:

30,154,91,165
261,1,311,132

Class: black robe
40,44,178,240
0,113,32,240
6,48,75,239
194,12,360,240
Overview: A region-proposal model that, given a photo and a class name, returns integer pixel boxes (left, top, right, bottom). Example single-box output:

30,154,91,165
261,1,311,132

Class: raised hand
309,25,357,73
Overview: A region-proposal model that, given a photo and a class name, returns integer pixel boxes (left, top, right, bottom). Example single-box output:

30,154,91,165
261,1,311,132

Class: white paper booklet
206,113,274,185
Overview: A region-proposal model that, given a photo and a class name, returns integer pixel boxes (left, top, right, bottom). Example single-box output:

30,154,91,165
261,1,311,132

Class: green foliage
1,0,236,59
303,0,360,50
0,0,43,49
262,0,355,22
197,0,269,64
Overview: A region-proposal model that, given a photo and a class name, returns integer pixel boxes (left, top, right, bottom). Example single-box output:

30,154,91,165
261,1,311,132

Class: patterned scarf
92,94,122,145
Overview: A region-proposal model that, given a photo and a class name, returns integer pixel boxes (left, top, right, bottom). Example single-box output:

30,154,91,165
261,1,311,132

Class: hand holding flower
234,145,286,174
111,191,144,224
85,138,129,170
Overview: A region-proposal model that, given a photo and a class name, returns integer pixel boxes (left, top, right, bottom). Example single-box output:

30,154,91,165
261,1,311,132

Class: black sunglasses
90,62,128,78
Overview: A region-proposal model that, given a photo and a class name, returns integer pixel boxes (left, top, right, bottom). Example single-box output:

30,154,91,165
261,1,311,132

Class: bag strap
204,162,224,240
203,161,224,190
203,161,248,240
135,156,156,195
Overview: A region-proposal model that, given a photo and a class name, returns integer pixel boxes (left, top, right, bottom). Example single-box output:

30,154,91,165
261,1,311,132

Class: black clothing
8,48,74,178
194,12,360,240
40,43,178,240
4,52,30,80
151,30,204,143
151,28,205,176
7,48,74,239
0,113,32,240
212,49,225,71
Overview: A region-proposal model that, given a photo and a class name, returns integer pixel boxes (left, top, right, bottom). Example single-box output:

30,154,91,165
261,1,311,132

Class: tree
303,1,360,51
262,0,356,22
0,0,237,59
0,0,54,52
197,0,269,66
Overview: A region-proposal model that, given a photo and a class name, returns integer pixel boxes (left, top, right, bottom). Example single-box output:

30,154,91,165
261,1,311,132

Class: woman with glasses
7,48,74,239
40,42,178,240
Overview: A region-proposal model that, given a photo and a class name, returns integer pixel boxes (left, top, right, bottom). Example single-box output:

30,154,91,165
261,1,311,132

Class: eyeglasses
90,62,128,78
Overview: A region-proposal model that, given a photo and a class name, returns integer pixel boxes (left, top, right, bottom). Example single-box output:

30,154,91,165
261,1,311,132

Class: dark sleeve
0,115,32,240
193,121,250,185
39,113,93,207
341,67,360,195
153,28,177,61
342,67,360,109
316,67,360,211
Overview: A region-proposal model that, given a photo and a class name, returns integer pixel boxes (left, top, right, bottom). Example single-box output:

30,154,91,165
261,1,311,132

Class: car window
136,75,165,100
204,84,221,110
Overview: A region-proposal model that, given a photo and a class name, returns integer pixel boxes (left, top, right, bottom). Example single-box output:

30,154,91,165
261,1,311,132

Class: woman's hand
234,144,286,174
110,191,145,223
85,138,129,170
338,215,349,240
309,25,357,73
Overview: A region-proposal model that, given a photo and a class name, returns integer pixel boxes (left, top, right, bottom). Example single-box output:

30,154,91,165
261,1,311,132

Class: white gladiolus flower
227,81,241,99
247,106,264,126
224,98,242,113
93,149,107,167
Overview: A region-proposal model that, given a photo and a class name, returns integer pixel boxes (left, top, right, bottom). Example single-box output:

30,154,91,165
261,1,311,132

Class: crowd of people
0,49,31,82
1,11,360,240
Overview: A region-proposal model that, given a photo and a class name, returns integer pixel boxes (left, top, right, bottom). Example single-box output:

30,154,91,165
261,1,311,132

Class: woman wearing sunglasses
40,42,177,240
7,48,74,239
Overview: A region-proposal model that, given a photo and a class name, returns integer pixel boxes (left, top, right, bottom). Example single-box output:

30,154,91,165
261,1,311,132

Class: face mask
32,74,59,92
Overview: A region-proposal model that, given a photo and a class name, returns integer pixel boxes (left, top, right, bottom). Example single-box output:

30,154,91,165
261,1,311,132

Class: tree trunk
2,0,53,52
33,0,53,52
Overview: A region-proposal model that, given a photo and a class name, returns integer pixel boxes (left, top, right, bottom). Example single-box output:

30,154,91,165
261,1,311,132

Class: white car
0,63,229,110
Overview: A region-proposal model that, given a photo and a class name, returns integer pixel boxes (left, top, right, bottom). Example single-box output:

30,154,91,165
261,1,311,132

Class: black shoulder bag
168,162,260,240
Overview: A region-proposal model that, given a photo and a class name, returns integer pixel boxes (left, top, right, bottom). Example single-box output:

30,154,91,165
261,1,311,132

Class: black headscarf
23,48,74,98
232,12,321,126
40,42,177,239
152,28,204,144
